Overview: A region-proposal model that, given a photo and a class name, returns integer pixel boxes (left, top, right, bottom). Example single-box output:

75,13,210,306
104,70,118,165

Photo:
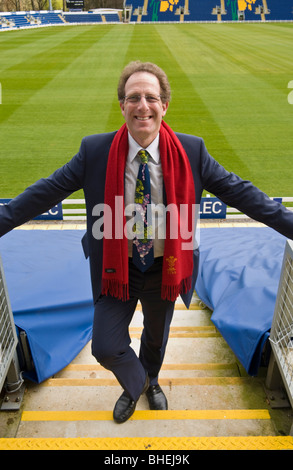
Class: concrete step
15,407,275,440
1,296,293,450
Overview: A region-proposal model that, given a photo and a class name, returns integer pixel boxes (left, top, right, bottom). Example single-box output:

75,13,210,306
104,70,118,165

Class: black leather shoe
113,392,136,424
146,384,168,410
113,375,149,424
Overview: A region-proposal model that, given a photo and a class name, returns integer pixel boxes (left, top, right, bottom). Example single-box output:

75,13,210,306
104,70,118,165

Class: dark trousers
91,257,175,402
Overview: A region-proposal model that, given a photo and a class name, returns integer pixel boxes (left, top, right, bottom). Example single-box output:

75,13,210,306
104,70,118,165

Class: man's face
120,72,169,148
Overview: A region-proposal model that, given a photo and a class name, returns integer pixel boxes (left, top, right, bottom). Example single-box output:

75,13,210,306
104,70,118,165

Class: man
0,61,292,424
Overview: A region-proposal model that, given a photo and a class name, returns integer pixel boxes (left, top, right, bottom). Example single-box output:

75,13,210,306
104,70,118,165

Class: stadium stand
128,0,293,23
63,10,121,23
0,9,121,29
0,11,64,28
32,12,64,25
0,0,292,30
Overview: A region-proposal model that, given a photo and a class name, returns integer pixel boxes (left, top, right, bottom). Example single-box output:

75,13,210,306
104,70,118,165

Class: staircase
1,293,293,450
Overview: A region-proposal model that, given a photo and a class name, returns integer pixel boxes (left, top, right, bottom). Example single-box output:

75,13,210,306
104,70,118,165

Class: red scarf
102,121,195,302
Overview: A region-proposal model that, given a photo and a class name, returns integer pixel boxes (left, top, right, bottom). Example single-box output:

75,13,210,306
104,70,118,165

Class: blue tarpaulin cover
0,227,287,382
0,230,93,383
196,227,286,375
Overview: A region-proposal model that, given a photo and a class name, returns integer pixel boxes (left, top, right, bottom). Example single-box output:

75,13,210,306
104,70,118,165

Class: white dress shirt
124,132,165,257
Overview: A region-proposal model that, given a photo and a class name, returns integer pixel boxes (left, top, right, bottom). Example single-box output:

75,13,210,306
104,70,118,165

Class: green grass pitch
0,23,292,200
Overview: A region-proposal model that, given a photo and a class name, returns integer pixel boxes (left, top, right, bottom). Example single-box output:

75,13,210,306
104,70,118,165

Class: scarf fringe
102,279,129,302
161,275,192,302
102,276,192,303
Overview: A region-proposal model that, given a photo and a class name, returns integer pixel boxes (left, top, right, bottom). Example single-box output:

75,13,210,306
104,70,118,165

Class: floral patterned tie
132,150,154,272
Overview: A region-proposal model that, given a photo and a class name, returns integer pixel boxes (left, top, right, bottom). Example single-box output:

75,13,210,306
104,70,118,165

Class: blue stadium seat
268,0,293,20
103,13,120,22
63,13,103,23
10,13,30,27
31,12,64,25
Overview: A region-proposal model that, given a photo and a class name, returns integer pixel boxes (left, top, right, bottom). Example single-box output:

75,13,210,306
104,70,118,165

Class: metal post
1,352,25,411
266,353,282,390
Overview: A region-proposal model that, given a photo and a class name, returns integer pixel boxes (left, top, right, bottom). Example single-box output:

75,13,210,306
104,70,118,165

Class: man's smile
135,116,152,121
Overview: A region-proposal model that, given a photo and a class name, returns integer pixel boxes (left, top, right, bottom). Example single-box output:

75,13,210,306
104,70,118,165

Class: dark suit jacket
1,131,293,307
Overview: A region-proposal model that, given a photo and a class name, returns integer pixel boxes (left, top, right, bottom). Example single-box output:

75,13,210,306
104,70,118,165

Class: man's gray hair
117,61,171,104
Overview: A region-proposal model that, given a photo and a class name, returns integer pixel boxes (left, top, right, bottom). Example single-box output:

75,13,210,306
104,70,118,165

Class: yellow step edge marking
136,303,204,311
132,332,221,338
21,409,270,422
130,326,216,331
63,363,238,372
174,304,203,310
44,376,250,387
2,436,292,451
130,326,220,338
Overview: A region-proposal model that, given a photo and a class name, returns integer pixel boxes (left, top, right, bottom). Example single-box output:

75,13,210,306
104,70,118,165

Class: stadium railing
58,196,293,222
1,196,292,222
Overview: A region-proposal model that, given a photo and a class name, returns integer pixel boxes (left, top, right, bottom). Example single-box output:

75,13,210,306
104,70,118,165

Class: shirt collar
128,132,160,164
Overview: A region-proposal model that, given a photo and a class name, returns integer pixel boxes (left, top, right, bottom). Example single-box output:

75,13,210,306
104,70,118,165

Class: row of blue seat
65,14,103,23
64,13,120,22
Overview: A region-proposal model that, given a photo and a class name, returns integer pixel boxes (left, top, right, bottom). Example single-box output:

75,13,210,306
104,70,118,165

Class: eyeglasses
123,94,162,104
